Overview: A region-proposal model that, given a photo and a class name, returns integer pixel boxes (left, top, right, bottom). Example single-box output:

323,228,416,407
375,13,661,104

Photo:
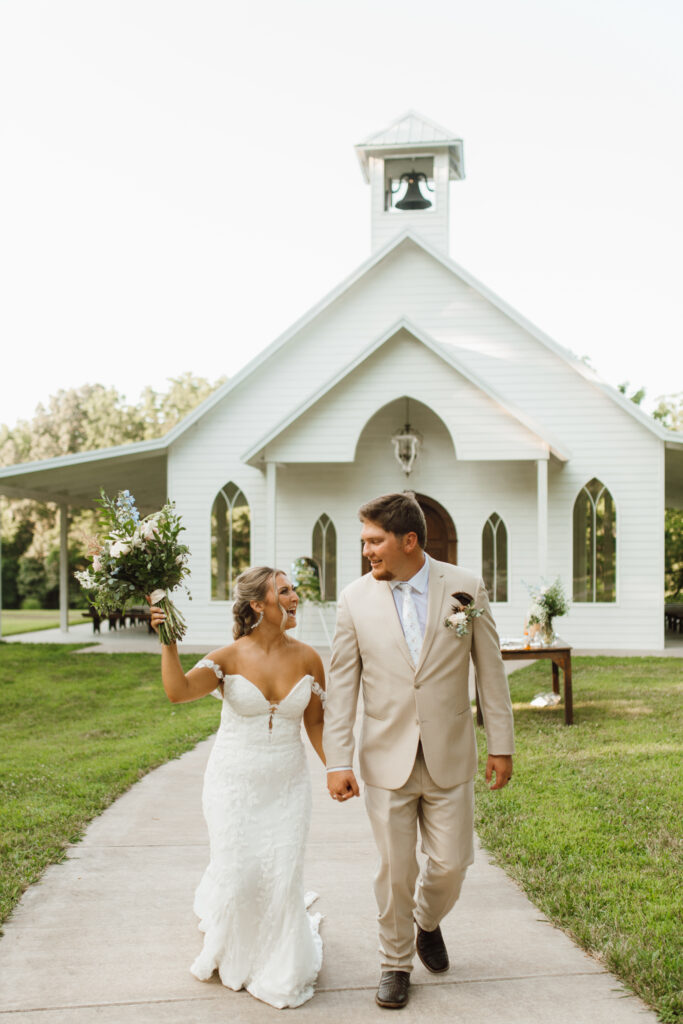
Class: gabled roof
168,227,678,451
242,317,571,464
1,227,679,504
355,110,464,182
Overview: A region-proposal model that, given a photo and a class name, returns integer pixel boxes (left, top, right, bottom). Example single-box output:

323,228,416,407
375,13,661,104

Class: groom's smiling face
361,520,413,581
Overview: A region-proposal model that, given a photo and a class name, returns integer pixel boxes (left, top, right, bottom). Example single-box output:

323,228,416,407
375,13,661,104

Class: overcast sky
1,0,681,431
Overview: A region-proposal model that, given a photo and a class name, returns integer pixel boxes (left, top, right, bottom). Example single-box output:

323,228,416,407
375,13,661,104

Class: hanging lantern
391,424,422,476
394,170,433,210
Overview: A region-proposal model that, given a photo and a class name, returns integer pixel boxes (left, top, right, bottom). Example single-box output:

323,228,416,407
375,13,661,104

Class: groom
324,492,514,1009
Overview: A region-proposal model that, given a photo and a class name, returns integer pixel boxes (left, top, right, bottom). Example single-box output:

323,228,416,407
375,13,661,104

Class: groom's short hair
358,492,427,549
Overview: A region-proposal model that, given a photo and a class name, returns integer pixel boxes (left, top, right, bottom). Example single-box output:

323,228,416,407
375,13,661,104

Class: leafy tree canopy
0,374,225,606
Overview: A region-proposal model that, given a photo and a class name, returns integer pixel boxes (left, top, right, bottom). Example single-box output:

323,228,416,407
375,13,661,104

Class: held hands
486,754,513,790
327,769,360,802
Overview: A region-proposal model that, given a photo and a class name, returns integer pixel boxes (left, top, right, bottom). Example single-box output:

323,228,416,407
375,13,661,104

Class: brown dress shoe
375,970,411,1009
415,921,449,973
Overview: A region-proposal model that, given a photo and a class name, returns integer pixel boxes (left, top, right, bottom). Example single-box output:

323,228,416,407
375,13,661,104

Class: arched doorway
361,494,457,573
416,493,458,565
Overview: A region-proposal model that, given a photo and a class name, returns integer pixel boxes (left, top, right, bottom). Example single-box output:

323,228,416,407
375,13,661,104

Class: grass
1,647,680,1020
475,657,683,1024
1,609,87,635
0,642,220,928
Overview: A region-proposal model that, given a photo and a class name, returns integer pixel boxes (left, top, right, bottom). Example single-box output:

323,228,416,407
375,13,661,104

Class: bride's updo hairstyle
232,566,285,640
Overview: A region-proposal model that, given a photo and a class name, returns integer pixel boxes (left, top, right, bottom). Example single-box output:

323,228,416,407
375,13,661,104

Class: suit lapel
374,577,415,672
415,557,447,675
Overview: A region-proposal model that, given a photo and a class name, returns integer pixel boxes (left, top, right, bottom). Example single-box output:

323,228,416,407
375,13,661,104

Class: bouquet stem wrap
149,590,187,646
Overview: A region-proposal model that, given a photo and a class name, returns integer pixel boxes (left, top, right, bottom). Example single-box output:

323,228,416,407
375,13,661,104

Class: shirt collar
389,555,430,594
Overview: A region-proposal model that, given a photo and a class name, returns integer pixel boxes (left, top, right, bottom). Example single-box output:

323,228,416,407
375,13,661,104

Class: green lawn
475,657,682,1024
0,647,680,1021
0,643,219,929
1,609,87,635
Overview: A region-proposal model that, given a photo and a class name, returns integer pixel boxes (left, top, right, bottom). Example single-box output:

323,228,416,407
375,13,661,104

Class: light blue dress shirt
326,557,430,774
389,556,430,641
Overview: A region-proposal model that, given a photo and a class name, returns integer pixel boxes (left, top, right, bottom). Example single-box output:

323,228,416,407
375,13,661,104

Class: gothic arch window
312,514,337,601
482,512,508,602
573,478,616,602
211,482,250,600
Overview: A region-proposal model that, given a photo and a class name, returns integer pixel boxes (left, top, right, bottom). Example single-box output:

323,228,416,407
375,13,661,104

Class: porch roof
0,440,167,512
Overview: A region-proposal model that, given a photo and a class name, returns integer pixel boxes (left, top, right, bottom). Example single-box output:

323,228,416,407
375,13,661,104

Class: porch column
536,457,548,579
266,462,277,566
59,502,69,633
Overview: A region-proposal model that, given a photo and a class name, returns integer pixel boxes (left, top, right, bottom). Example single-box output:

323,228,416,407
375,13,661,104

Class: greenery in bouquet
527,577,569,630
290,557,323,604
74,490,191,644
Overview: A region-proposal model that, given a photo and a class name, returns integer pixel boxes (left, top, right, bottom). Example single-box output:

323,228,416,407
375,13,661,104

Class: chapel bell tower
355,111,465,256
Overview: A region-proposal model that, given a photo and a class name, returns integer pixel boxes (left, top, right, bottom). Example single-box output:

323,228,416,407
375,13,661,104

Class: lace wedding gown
189,659,324,1009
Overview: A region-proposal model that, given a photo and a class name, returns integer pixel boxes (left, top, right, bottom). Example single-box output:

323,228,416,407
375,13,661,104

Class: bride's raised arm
149,597,228,703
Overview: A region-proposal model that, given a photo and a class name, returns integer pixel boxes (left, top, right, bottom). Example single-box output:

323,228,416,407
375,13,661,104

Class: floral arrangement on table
290,557,323,604
443,591,483,637
74,490,191,645
526,578,569,645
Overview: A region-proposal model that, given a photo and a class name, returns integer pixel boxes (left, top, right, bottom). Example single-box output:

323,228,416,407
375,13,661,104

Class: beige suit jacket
324,557,515,790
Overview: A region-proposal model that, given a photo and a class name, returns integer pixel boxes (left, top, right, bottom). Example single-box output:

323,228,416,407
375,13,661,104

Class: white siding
264,329,547,463
168,238,666,650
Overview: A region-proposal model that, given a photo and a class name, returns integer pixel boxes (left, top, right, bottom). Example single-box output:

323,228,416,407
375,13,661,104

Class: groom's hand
327,770,360,801
486,754,513,790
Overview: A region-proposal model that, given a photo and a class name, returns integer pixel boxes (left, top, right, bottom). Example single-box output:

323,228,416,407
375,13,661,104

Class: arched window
482,512,508,602
312,514,337,601
211,482,250,600
573,478,616,602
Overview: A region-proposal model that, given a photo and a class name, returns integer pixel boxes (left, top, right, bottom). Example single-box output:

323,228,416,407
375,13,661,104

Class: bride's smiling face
258,572,299,631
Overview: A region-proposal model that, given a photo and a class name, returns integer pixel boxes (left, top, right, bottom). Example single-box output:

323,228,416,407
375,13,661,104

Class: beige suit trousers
364,744,475,971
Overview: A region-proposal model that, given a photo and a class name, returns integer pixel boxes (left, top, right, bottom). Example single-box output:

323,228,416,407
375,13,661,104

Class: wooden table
476,639,574,726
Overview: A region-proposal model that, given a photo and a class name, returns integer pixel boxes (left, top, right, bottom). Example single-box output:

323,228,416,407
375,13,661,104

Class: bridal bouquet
74,490,191,645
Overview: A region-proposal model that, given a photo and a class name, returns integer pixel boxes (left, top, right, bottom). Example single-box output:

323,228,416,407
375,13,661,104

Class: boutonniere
443,591,483,637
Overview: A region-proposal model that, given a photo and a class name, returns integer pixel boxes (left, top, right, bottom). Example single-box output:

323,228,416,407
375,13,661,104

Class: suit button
415,718,420,726
414,682,420,689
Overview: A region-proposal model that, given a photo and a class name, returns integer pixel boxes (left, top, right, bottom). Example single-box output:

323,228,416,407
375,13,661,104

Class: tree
617,381,647,406
664,509,683,601
652,393,683,432
0,374,225,608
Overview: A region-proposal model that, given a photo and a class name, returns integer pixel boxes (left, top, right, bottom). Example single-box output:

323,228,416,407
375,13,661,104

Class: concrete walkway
4,619,683,657
0,736,658,1022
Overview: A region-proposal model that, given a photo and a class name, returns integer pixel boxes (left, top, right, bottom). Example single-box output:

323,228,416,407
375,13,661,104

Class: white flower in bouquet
527,601,544,625
75,489,191,645
525,578,569,635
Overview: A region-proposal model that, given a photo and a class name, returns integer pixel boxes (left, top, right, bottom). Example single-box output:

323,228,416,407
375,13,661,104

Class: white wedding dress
189,659,324,1009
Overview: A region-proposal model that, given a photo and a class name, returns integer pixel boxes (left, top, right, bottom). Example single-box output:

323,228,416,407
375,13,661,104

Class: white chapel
1,112,681,650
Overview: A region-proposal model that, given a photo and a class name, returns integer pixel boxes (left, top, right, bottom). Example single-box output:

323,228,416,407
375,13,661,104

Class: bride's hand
145,594,166,634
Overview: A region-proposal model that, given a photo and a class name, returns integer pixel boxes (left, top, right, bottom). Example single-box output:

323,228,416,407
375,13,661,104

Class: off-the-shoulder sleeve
193,658,225,700
310,679,327,707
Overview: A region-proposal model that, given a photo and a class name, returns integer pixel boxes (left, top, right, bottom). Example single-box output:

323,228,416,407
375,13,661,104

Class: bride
149,566,327,1009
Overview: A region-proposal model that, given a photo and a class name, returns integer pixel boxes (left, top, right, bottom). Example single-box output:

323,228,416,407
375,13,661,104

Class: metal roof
355,110,465,181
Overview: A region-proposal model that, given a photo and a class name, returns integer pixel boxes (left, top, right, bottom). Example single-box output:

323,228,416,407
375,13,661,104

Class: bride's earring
250,611,264,632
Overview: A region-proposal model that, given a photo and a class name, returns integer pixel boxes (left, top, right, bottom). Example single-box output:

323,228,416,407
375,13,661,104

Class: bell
395,172,432,211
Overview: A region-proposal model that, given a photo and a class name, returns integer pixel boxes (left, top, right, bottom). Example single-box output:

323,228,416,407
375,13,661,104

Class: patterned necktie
399,583,422,667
